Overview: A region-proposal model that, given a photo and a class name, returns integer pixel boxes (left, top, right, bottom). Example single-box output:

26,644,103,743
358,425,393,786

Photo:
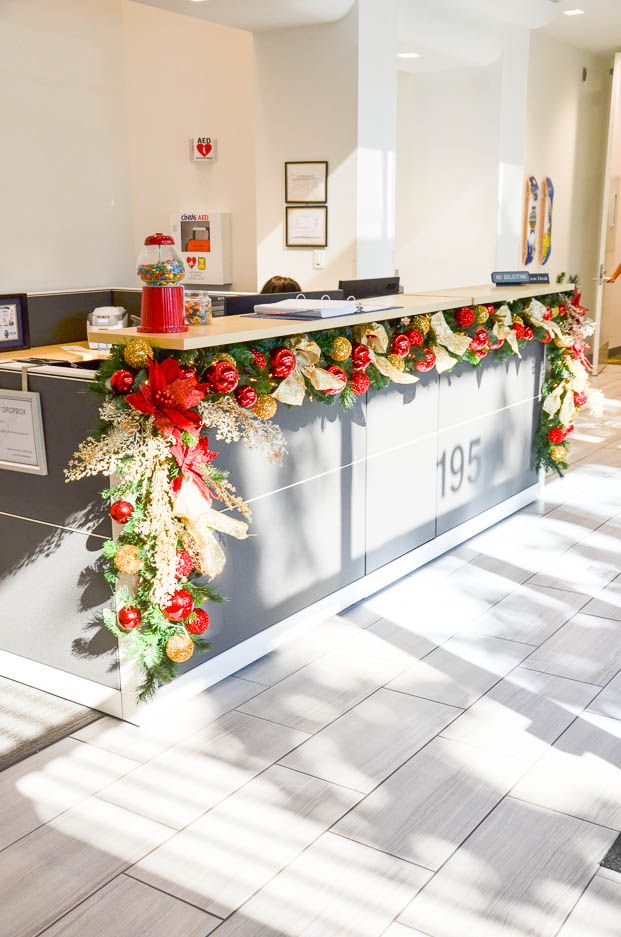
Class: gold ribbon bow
352,322,418,384
430,312,471,360
492,304,520,356
173,479,248,579
524,299,562,341
272,336,347,405
542,356,588,426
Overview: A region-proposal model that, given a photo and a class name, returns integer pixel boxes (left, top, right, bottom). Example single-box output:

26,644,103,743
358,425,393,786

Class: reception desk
0,284,563,721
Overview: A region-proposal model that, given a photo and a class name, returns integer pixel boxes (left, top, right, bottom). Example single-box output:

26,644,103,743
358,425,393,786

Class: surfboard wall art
538,177,554,265
522,175,539,266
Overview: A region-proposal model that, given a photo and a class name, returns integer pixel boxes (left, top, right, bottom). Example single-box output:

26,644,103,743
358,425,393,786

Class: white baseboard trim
128,484,539,724
0,649,123,717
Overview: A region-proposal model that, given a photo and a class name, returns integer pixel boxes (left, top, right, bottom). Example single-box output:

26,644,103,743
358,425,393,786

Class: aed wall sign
190,136,217,161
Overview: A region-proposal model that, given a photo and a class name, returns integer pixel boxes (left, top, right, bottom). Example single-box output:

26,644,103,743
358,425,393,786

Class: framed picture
0,294,30,351
0,388,48,475
286,206,328,248
285,161,328,203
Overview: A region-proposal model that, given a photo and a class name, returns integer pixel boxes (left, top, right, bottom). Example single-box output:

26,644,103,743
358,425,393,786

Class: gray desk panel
366,372,439,455
0,514,119,688
0,371,110,535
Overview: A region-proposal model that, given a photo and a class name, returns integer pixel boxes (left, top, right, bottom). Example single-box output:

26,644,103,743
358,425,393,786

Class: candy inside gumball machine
137,232,187,333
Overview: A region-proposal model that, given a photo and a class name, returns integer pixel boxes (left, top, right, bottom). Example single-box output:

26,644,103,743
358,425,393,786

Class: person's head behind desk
260,276,301,294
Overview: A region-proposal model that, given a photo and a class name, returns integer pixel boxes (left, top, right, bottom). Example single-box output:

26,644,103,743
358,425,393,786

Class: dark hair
260,276,302,294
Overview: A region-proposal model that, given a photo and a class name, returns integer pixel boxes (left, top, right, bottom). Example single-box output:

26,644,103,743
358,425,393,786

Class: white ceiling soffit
542,0,621,53
131,0,356,32
397,0,559,72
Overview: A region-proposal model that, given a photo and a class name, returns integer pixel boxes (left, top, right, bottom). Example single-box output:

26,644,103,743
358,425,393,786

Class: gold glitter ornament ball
124,338,153,370
386,353,405,372
165,633,194,663
550,445,568,463
512,315,524,326
330,336,352,362
114,544,142,575
208,352,237,368
474,305,490,325
252,394,278,420
411,315,431,337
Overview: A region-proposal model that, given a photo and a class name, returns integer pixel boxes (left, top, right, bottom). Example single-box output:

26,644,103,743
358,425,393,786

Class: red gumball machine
137,233,187,333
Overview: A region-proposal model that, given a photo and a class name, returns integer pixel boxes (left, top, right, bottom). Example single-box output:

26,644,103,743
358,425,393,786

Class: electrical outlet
313,250,326,270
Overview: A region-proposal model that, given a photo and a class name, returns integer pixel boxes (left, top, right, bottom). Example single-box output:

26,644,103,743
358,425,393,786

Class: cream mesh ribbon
492,304,520,356
352,322,418,383
272,336,347,405
173,479,248,578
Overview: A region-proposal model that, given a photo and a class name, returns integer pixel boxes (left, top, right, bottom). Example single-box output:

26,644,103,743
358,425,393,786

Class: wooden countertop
0,341,108,365
87,284,568,352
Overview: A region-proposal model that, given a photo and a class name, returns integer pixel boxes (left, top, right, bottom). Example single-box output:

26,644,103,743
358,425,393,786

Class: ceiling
133,0,621,53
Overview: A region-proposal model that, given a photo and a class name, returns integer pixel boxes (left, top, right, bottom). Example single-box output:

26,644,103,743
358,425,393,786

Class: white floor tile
556,873,621,937
210,831,431,937
524,613,621,686
96,710,308,829
512,711,621,829
280,688,460,792
441,668,599,763
466,583,589,645
399,798,615,937
129,764,361,918
588,670,621,720
583,573,621,622
387,634,534,709
335,736,526,871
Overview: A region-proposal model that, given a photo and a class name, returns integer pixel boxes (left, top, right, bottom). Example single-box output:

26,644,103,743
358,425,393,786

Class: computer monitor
223,290,344,316
338,276,400,300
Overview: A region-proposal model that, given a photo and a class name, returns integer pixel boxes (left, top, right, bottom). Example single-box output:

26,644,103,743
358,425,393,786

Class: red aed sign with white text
190,136,216,161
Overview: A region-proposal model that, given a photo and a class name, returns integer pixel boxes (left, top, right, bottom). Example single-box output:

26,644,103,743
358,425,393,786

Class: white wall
0,0,134,292
395,62,502,291
253,10,358,292
524,32,609,312
122,1,257,290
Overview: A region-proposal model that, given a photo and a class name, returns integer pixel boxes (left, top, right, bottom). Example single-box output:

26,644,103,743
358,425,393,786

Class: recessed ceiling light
398,52,420,59
563,9,584,15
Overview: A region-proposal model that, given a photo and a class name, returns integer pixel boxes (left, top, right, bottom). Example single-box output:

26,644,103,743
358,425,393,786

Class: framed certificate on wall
286,206,328,247
285,161,328,203
0,294,30,351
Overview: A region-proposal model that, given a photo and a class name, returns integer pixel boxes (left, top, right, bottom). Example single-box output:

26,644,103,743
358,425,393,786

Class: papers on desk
250,299,403,320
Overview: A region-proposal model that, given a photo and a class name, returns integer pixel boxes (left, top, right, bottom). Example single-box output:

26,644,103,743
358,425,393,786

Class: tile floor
3,365,621,936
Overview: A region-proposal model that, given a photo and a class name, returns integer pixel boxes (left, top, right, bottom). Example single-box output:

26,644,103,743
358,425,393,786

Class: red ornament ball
110,369,134,394
488,336,505,350
454,307,475,329
162,588,195,622
175,549,195,579
548,427,567,444
118,606,141,630
324,365,347,396
390,334,411,358
177,364,197,380
405,328,424,348
543,307,553,321
469,328,488,352
271,347,297,378
350,369,371,395
235,385,258,409
110,500,134,524
486,304,495,317
541,333,553,344
250,348,267,370
559,304,567,317
186,608,210,635
512,322,526,340
574,391,588,407
351,343,372,370
523,325,534,341
208,360,239,394
474,347,488,359
415,348,436,372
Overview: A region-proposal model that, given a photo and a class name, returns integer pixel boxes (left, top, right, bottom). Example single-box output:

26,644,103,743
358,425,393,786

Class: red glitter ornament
186,608,210,635
469,328,488,351
415,349,436,372
110,501,134,524
118,606,141,630
250,348,267,370
512,322,526,340
405,329,424,348
162,589,195,622
271,347,296,378
454,307,475,329
235,385,258,409
541,333,553,344
548,427,567,444
523,326,534,341
488,336,505,350
474,347,488,359
574,391,588,407
390,334,411,358
177,365,197,380
175,549,194,579
110,370,134,394
351,343,371,370
543,307,553,321
207,361,239,394
324,365,347,396
350,370,371,395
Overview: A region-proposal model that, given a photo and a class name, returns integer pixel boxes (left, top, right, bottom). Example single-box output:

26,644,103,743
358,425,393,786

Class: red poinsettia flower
125,357,207,435
170,436,219,501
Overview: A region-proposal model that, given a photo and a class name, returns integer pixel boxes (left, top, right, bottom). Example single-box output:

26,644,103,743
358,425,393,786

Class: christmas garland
67,291,600,700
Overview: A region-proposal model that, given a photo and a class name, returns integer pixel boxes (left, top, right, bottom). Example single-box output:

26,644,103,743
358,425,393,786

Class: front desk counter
0,285,561,721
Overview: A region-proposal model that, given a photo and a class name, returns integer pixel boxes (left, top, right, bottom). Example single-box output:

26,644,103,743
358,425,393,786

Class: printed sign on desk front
170,210,232,285
0,389,47,475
